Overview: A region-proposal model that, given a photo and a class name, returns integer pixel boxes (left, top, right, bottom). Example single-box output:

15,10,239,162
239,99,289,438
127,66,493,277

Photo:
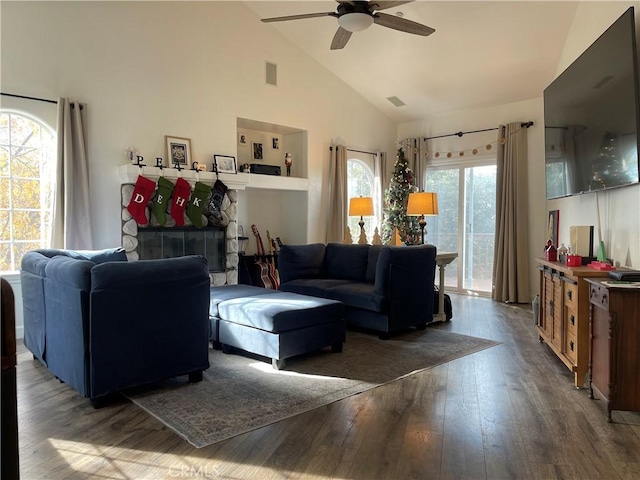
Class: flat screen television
544,7,640,199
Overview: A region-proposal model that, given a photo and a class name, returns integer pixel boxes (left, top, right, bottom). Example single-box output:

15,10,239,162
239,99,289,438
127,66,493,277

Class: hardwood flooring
13,294,640,479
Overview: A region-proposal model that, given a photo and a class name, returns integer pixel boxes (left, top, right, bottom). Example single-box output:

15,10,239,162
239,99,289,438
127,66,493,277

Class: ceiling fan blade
261,12,336,23
374,12,435,36
331,27,353,50
369,1,414,11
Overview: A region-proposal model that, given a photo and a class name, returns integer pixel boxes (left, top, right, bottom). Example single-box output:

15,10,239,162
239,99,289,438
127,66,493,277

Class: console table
434,252,458,322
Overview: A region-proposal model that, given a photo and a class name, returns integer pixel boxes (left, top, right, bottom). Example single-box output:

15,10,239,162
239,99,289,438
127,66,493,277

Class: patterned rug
124,328,500,448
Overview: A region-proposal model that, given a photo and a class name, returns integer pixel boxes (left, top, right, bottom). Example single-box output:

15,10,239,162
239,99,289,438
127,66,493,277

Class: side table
434,252,458,322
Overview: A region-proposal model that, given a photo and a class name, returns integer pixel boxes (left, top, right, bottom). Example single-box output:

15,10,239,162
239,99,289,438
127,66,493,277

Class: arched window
347,158,378,242
0,111,56,272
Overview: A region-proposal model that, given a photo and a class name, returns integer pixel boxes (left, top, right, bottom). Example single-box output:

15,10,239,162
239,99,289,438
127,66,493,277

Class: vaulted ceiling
245,1,581,123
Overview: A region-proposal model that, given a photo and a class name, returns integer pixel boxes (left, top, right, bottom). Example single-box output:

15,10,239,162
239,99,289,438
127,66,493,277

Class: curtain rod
1,92,57,105
424,121,534,141
329,146,378,155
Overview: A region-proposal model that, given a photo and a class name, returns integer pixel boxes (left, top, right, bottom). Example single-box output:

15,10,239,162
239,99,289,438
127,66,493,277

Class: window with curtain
347,158,378,241
425,157,496,295
0,111,56,272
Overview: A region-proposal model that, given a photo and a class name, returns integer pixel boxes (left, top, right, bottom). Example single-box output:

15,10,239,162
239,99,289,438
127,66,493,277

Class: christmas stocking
186,181,211,227
171,177,192,226
126,175,156,225
151,176,174,226
207,179,228,220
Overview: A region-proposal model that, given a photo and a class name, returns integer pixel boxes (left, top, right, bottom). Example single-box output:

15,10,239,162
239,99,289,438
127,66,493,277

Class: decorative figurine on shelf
545,240,557,262
284,152,292,176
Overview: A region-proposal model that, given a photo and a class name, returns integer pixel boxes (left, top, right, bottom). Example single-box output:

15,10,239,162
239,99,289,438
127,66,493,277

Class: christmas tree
381,147,422,245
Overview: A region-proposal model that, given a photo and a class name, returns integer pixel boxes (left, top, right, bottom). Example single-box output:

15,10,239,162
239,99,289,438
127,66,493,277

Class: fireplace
118,165,249,286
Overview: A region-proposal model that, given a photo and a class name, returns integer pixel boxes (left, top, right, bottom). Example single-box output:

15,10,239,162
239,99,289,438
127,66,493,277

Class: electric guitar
266,230,280,289
251,224,273,289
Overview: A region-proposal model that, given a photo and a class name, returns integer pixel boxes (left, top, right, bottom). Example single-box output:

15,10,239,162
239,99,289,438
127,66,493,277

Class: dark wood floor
14,294,640,479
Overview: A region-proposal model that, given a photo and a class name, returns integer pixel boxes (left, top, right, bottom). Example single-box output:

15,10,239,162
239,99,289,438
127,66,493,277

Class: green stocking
186,181,211,227
151,176,174,225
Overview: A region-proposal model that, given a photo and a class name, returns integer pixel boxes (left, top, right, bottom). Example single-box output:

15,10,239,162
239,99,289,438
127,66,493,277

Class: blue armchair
20,248,211,406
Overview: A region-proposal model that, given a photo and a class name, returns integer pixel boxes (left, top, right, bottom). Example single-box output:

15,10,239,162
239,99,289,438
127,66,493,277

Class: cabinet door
551,273,564,348
590,293,611,400
540,270,554,336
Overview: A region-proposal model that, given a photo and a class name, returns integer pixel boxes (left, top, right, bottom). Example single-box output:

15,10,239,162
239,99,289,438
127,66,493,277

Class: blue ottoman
209,285,279,349
213,288,345,369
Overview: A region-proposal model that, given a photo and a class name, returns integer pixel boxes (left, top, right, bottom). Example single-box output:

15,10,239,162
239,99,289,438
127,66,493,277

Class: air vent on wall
386,96,405,107
266,62,277,86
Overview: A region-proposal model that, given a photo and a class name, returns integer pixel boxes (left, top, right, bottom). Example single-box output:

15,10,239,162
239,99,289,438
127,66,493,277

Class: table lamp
349,196,374,244
406,192,438,244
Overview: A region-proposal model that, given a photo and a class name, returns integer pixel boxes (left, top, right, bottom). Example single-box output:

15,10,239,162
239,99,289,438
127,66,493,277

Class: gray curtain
51,98,93,249
404,137,427,190
492,123,530,303
327,144,347,243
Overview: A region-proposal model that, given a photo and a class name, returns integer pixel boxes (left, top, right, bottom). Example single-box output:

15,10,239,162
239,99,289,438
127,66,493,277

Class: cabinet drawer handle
570,315,575,326
569,340,574,352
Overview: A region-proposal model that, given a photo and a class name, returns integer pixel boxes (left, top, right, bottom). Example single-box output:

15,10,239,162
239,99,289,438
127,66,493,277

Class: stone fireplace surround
118,164,250,286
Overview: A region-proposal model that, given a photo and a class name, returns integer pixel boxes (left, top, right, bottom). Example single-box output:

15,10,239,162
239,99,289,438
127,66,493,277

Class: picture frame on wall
252,142,263,160
213,155,237,174
238,132,247,146
272,137,279,150
165,135,192,166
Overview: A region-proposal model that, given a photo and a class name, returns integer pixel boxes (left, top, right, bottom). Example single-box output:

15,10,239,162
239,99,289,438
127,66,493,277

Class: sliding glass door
425,161,496,295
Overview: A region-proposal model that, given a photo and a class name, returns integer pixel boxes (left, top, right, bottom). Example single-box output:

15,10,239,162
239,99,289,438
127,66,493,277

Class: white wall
1,1,397,249
1,1,397,338
398,98,546,297
548,1,640,269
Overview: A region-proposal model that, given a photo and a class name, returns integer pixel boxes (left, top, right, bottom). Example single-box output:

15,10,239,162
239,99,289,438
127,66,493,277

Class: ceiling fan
260,0,435,50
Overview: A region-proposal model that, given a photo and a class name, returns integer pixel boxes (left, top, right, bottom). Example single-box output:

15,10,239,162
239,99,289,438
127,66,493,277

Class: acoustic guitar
266,230,280,289
251,224,273,289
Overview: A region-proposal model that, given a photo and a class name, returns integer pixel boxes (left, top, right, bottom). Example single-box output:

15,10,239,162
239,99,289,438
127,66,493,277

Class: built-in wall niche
237,117,307,179
236,117,309,249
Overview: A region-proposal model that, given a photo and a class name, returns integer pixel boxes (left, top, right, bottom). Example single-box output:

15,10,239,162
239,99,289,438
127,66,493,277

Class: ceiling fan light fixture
338,13,374,32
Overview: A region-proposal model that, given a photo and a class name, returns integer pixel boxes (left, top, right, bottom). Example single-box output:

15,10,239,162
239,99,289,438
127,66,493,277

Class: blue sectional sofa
278,243,437,338
20,248,211,406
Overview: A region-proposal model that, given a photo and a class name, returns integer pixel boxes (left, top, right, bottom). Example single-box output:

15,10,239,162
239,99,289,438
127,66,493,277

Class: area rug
124,328,500,448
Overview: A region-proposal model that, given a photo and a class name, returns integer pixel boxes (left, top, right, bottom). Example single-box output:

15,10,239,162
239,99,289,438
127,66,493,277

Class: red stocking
171,177,191,226
126,175,156,225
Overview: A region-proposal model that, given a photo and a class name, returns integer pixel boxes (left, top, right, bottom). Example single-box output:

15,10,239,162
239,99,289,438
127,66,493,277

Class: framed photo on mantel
214,155,237,174
165,135,192,166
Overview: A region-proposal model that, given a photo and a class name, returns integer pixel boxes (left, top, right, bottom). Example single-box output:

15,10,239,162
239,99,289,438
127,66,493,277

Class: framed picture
214,155,237,174
165,135,191,166
272,137,279,150
238,132,247,146
548,209,559,246
252,142,263,161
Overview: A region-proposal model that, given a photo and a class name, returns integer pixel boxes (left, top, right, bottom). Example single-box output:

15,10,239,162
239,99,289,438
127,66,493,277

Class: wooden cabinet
586,279,640,421
536,259,609,388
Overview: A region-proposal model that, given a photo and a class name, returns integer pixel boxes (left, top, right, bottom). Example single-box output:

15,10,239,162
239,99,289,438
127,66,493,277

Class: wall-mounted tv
544,7,640,199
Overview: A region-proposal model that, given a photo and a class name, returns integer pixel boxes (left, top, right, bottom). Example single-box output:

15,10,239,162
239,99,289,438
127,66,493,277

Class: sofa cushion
32,247,128,265
373,247,392,296
324,282,386,313
278,244,326,284
325,243,370,281
209,284,278,317
218,292,344,333
365,245,386,282
280,278,352,298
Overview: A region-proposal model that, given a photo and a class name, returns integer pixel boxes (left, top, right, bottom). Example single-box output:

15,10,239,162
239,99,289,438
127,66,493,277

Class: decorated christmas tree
381,147,422,245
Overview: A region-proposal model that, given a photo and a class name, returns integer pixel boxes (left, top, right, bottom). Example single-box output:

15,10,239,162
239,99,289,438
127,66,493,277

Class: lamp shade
349,197,374,216
407,192,439,216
